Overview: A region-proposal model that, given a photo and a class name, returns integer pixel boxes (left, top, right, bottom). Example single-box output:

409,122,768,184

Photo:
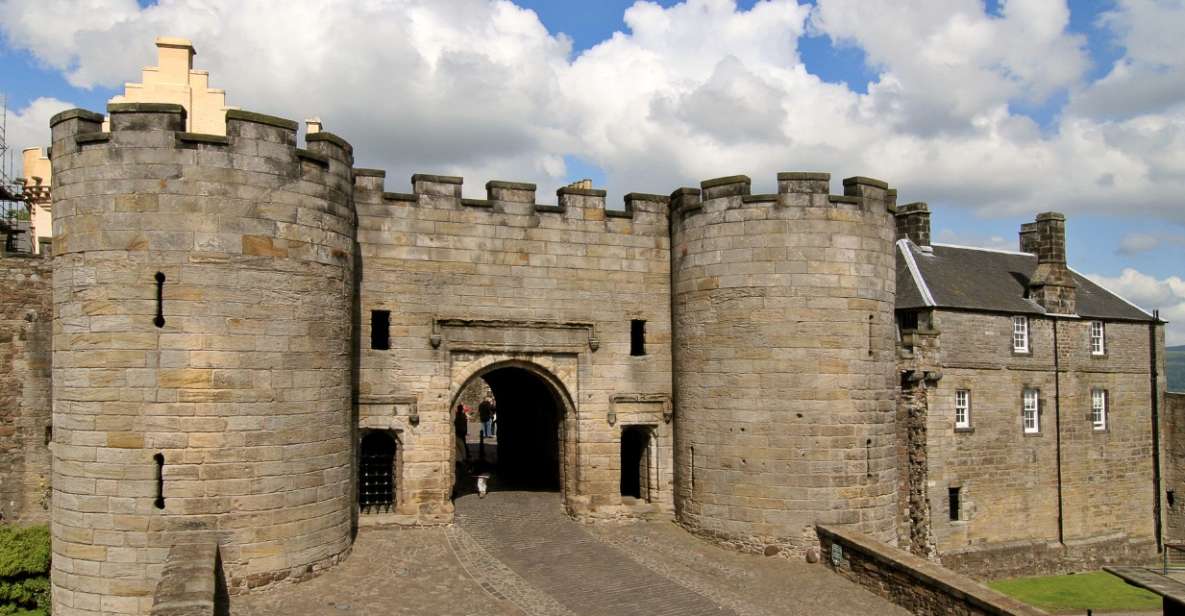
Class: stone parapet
818,525,1048,616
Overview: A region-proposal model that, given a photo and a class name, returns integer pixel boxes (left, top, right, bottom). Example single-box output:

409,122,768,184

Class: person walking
478,397,494,439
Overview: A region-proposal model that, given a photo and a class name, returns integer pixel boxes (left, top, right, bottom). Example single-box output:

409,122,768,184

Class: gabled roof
895,241,1157,322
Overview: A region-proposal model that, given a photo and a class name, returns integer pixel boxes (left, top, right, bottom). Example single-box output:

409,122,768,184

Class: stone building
894,205,1165,577
0,37,1171,615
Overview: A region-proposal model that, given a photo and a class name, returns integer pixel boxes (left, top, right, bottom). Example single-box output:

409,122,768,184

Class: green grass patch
988,571,1160,613
0,525,51,616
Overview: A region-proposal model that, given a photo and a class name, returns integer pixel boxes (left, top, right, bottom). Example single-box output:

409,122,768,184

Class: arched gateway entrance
450,361,574,497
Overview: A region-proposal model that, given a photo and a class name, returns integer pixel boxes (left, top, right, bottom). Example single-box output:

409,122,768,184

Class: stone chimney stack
1018,222,1039,253
1027,212,1077,314
895,202,931,247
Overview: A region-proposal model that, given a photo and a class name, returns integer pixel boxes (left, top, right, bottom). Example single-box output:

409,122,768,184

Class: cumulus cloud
1116,232,1185,256
1087,268,1185,345
0,0,1184,221
3,97,75,180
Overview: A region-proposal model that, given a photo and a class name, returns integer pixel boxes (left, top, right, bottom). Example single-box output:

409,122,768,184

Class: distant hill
1169,345,1185,393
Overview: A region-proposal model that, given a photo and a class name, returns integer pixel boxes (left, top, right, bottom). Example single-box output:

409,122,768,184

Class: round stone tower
670,173,898,556
49,104,356,614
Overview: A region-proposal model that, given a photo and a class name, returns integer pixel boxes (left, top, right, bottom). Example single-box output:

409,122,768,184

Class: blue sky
2,0,1184,338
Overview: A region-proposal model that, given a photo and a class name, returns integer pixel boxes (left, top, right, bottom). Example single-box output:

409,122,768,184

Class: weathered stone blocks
671,173,899,556
50,103,356,615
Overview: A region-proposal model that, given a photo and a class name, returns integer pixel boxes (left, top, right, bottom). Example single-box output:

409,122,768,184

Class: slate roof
896,241,1156,322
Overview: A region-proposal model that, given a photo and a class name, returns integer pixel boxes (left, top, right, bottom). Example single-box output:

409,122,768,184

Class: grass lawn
988,571,1161,613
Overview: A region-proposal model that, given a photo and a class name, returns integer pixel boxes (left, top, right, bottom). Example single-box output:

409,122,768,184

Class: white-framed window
1092,389,1107,431
1023,388,1040,434
1013,316,1030,353
955,390,971,429
1090,321,1105,356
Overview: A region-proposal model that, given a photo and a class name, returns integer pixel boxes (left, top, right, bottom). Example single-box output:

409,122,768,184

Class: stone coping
817,525,1047,616
556,186,607,197
897,202,929,213
75,132,110,145
623,192,670,203
778,171,830,181
460,198,493,208
176,132,230,145
700,175,751,189
295,148,330,167
412,173,463,185
486,180,537,191
382,192,417,202
353,168,386,177
225,109,299,131
108,102,186,115
306,131,352,152
605,209,633,218
1105,566,1185,604
50,108,106,127
533,204,565,214
842,175,889,189
741,194,778,204
828,195,862,205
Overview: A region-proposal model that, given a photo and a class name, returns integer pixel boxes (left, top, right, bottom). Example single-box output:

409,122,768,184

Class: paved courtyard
233,488,909,616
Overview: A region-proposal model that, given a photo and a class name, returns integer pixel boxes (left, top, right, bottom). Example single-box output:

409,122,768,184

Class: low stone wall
150,544,227,616
939,534,1157,579
817,525,1047,616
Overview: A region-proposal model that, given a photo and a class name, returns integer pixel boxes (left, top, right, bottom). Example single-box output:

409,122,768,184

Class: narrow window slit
868,314,874,356
949,487,961,521
153,272,166,328
153,453,165,509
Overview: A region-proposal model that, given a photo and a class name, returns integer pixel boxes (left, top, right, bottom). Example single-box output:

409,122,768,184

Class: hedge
0,525,50,615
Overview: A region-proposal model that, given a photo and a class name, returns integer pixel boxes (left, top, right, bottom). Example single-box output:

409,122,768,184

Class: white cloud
933,228,1015,252
3,97,75,180
0,0,1184,223
1087,268,1185,345
1116,232,1185,256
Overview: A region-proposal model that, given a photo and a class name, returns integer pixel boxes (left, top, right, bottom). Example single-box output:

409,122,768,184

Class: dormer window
1012,316,1029,353
1090,321,1105,356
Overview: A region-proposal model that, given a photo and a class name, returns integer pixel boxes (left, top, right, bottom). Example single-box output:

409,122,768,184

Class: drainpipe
1152,312,1164,552
1054,317,1064,545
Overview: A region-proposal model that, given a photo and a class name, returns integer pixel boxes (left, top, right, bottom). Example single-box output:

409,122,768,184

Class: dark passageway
454,365,564,496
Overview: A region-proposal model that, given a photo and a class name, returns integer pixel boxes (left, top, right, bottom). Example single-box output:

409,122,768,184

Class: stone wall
49,104,356,615
352,172,674,520
1165,392,1185,541
0,255,53,523
918,311,1159,577
818,524,1047,616
671,173,899,556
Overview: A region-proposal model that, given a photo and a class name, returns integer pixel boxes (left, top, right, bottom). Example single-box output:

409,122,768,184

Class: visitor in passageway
479,396,495,439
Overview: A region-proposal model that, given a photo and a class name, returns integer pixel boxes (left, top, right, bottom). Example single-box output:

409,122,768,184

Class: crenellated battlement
350,170,671,242
668,172,898,224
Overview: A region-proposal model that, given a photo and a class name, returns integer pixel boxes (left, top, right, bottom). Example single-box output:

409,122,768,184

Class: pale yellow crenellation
20,147,52,254
105,37,237,134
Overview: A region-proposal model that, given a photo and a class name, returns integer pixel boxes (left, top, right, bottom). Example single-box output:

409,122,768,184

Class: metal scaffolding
1,92,34,254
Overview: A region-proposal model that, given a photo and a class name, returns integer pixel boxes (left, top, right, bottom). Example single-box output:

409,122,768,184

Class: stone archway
449,358,577,503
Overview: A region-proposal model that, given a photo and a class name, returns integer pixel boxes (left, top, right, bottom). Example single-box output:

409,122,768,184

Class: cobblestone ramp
454,491,737,616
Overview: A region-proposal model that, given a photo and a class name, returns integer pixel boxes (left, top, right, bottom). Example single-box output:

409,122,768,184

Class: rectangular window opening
371,310,391,350
1023,388,1040,434
1091,321,1106,355
948,486,961,521
630,319,646,356
1012,316,1029,353
1092,389,1108,431
955,390,971,429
